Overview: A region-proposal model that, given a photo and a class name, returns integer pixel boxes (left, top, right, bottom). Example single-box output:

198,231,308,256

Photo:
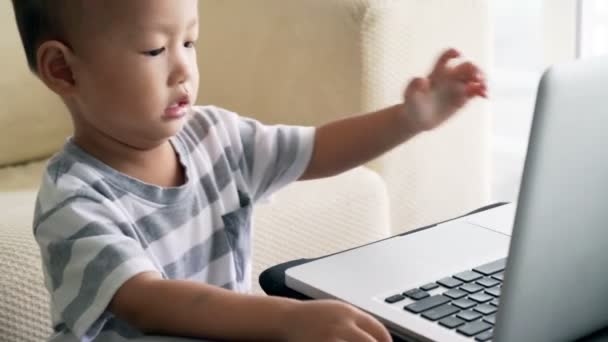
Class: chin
164,120,188,137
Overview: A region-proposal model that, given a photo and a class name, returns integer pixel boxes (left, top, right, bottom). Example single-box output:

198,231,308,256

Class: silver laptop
285,56,608,342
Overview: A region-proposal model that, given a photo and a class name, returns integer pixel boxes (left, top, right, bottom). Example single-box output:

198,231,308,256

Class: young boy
12,0,486,341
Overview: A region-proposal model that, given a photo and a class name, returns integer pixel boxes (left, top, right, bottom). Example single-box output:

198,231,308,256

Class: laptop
285,56,608,342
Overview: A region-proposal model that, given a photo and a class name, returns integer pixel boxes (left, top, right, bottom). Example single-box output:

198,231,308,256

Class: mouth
163,96,190,120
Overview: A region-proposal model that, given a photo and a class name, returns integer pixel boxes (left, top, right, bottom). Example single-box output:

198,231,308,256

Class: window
579,0,608,58
489,1,544,201
489,0,598,201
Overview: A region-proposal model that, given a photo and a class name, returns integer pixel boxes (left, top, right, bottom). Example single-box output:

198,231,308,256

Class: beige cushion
198,0,492,233
251,166,390,293
0,191,52,341
0,160,47,191
3,0,491,233
359,0,493,231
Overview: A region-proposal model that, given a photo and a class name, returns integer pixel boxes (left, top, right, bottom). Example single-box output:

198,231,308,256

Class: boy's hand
402,48,487,132
281,299,392,342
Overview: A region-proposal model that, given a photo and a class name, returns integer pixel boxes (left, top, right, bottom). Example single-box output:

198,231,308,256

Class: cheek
99,65,161,101
189,57,200,96
80,72,162,119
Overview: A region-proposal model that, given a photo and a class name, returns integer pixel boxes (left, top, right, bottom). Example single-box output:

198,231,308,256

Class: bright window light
579,0,608,57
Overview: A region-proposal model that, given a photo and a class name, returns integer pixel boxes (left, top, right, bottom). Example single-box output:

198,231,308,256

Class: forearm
300,104,420,180
111,273,298,341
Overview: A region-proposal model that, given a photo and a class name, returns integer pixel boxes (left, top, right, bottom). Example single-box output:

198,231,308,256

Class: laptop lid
494,56,608,341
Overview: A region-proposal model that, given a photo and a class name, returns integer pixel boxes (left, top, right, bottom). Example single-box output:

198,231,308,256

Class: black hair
11,0,67,73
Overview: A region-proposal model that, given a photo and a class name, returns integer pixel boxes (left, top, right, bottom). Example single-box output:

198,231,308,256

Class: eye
143,47,165,57
184,41,195,48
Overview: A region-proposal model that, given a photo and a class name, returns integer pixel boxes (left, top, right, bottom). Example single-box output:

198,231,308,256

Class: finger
430,48,461,79
356,314,393,342
451,61,482,83
478,84,487,97
473,78,489,97
466,82,487,98
339,324,377,342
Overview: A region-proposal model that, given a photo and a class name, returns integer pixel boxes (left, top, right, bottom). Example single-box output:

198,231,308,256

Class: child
12,0,487,341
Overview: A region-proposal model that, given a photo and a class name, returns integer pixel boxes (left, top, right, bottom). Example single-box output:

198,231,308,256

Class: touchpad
459,203,517,236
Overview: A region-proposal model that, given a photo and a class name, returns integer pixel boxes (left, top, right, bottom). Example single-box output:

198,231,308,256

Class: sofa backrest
2,0,365,169
3,0,492,234
196,0,492,232
1,2,72,168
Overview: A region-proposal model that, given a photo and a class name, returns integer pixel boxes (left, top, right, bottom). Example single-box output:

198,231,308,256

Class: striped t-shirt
33,106,315,341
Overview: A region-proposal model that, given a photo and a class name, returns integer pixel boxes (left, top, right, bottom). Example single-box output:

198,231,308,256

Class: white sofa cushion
252,166,390,293
0,191,53,341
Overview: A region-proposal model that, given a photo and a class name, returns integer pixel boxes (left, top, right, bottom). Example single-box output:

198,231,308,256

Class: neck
72,123,185,188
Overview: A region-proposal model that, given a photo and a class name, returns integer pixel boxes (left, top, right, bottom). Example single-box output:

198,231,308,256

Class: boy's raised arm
299,103,416,180
299,48,487,181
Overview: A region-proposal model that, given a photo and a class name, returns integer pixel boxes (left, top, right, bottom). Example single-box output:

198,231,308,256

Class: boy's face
68,0,199,149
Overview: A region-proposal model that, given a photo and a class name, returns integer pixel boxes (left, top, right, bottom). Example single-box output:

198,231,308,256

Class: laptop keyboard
384,258,506,341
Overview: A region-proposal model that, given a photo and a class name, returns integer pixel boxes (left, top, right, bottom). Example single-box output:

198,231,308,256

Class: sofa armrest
251,166,390,294
0,171,389,304
0,191,52,341
198,0,492,234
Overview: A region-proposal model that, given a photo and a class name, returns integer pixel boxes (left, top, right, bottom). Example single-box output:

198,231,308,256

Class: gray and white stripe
35,105,315,341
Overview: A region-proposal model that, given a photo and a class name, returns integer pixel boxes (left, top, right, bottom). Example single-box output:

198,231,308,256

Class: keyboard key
475,329,494,341
420,283,439,291
437,277,463,288
490,298,500,307
453,270,483,283
385,294,405,304
474,258,507,276
456,310,482,322
460,283,484,294
452,298,477,310
457,321,493,337
483,314,496,325
403,288,430,300
486,286,501,297
404,295,451,314
473,304,497,315
421,304,460,321
491,272,505,281
469,292,494,303
439,316,466,329
476,277,501,288
443,289,467,299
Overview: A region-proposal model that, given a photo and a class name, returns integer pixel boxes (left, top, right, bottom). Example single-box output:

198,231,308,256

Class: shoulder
34,149,118,230
184,105,241,131
178,105,248,151
41,149,109,202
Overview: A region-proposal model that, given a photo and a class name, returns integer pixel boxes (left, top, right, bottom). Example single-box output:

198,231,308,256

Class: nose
168,49,193,87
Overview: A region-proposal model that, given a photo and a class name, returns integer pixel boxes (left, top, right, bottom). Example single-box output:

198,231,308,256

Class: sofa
0,1,491,340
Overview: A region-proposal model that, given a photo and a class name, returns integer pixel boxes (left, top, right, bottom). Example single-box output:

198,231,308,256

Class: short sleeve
231,113,315,202
34,196,158,340
181,106,315,202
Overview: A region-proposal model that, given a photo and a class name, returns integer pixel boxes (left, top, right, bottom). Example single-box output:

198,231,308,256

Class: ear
36,40,78,97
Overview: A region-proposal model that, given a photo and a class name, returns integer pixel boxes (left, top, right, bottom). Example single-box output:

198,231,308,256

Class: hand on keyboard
281,299,392,342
